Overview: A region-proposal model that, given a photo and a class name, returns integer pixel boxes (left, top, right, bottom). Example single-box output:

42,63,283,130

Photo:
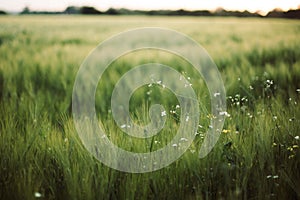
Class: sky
0,0,299,14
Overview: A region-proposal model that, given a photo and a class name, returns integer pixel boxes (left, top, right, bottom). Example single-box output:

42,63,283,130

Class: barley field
0,15,300,199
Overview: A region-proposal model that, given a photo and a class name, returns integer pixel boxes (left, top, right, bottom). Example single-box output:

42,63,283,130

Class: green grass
0,15,300,199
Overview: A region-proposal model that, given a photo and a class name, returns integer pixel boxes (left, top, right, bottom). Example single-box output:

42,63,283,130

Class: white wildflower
34,192,42,198
214,92,220,97
120,124,127,128
219,111,230,117
184,83,192,87
185,116,189,122
266,79,273,85
180,137,188,142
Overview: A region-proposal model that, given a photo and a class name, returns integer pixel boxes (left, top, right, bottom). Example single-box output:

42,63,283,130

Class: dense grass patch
0,16,299,199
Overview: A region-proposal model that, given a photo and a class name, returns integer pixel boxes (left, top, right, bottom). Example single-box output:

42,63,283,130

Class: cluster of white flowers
219,111,230,117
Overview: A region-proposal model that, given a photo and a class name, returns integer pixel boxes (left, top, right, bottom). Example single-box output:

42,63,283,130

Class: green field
0,15,300,199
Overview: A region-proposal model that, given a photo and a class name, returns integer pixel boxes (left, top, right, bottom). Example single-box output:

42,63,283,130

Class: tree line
0,6,299,19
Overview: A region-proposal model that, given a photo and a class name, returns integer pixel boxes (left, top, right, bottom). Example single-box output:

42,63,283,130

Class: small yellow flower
287,147,294,151
207,114,216,119
222,129,231,134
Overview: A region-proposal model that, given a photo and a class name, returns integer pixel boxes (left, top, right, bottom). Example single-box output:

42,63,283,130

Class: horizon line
2,5,300,16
